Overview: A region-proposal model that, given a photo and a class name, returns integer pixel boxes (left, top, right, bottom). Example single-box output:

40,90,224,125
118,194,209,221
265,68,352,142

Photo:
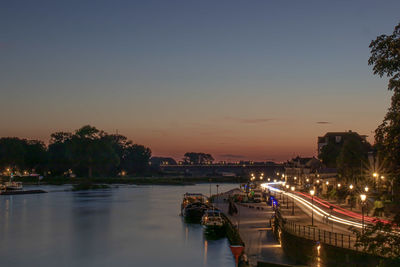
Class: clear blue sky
1,0,399,161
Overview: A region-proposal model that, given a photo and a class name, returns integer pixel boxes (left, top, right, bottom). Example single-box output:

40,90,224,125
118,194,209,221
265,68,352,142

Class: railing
281,219,363,251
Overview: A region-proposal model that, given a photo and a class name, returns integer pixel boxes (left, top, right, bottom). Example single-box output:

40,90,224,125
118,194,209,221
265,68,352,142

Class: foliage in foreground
350,220,400,259
370,22,400,206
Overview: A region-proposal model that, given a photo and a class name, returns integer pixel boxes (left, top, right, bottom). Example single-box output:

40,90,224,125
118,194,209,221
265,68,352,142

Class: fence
281,219,363,251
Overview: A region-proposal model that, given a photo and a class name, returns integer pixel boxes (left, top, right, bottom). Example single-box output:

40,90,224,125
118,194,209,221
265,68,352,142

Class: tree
350,220,400,261
48,132,73,176
183,152,214,164
0,137,26,171
24,140,47,173
122,144,152,174
369,22,400,203
319,143,341,168
336,137,370,184
69,125,119,177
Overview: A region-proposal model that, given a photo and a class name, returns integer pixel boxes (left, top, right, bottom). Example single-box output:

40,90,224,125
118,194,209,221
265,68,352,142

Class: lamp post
209,178,212,199
291,186,295,215
373,172,378,190
349,184,354,210
360,194,367,235
310,189,315,226
216,184,219,203
286,184,290,209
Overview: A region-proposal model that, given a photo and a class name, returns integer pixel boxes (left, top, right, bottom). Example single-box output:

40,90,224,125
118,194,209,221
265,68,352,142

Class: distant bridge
160,163,284,177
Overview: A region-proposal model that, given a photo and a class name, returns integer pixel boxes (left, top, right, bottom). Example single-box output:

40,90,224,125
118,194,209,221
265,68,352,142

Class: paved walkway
216,200,297,266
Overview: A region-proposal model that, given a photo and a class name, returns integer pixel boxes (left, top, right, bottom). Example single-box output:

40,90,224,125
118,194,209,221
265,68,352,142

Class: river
0,184,237,267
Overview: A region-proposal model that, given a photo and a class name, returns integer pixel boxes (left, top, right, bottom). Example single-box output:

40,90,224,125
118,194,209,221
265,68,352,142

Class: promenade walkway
215,197,297,266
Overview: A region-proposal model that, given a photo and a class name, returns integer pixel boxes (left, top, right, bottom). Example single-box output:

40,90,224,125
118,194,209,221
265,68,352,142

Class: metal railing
281,219,363,251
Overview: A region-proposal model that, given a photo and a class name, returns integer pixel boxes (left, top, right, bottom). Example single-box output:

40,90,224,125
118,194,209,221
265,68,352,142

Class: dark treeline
0,125,151,177
183,152,214,164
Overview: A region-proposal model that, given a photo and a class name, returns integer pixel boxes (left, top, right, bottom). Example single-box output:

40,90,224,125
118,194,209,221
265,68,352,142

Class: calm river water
0,184,237,267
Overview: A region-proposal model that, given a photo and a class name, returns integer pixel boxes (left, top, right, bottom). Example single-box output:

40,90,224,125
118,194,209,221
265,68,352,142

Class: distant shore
1,176,247,186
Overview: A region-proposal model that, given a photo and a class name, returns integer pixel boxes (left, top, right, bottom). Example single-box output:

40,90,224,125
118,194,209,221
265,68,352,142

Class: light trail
263,183,364,228
295,191,392,224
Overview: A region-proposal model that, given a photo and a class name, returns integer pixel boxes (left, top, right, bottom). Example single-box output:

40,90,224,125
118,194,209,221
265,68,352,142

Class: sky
1,0,399,162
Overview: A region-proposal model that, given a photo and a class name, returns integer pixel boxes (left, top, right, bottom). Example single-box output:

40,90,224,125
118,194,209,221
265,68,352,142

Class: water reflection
0,184,236,267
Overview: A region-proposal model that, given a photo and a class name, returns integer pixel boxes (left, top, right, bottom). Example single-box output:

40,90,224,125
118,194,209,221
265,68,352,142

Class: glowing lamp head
286,185,289,189
365,186,369,192
316,180,320,184
326,181,329,185
291,186,295,191
306,178,309,182
373,173,378,178
268,178,271,181
360,194,367,202
337,183,341,188
349,184,353,190
310,189,315,196
294,176,297,180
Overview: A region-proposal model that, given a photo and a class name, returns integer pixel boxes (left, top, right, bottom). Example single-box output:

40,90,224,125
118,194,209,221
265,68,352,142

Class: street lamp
310,189,315,226
291,186,295,215
360,194,367,235
373,173,378,190
286,184,290,209
349,184,354,210
216,184,220,203
337,183,341,188
364,186,369,192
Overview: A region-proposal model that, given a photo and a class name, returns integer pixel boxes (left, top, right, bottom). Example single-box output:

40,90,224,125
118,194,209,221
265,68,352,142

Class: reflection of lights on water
316,243,321,267
203,240,208,266
278,229,282,245
262,244,281,248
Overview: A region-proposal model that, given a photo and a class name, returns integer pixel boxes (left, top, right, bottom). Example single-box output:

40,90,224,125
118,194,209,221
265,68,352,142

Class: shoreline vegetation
1,176,247,186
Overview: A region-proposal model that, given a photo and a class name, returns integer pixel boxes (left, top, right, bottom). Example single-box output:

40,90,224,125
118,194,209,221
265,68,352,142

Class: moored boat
201,209,225,229
183,202,209,223
1,181,23,191
181,193,207,212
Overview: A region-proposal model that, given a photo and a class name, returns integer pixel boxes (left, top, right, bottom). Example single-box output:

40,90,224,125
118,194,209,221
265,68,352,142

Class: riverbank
2,176,247,186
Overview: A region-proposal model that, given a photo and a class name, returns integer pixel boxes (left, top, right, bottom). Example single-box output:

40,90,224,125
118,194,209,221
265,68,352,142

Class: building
317,130,368,155
284,156,322,185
